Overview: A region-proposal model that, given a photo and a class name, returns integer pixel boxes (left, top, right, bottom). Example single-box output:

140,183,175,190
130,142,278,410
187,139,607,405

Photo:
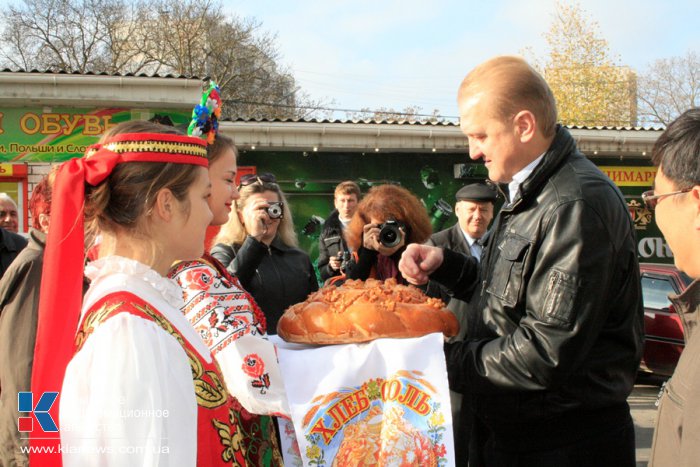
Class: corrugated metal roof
0,69,667,131
226,116,457,126
0,68,202,80
565,123,665,131
224,116,664,131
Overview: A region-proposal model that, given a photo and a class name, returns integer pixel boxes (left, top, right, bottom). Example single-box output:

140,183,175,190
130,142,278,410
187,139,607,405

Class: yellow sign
0,164,14,176
602,166,657,187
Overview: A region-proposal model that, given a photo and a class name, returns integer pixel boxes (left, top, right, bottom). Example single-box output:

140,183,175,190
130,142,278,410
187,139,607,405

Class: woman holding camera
345,184,432,284
211,173,318,334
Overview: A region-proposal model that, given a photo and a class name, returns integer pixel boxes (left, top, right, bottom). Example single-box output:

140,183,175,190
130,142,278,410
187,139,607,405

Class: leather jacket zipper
547,273,558,295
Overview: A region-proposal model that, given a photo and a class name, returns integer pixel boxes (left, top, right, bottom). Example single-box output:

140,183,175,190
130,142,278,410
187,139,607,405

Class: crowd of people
0,55,696,467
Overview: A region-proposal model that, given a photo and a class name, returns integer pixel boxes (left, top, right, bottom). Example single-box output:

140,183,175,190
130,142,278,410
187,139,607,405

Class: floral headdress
188,79,222,144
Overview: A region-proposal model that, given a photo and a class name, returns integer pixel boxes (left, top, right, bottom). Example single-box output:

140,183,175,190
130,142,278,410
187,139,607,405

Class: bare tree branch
638,51,699,126
0,0,335,118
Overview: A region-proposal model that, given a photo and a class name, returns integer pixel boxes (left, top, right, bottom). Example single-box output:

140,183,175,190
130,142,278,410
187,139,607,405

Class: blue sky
225,0,699,118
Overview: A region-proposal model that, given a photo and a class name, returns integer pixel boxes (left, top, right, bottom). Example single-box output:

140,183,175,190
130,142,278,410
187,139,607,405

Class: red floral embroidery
242,353,271,394
183,268,213,291
196,325,214,347
242,353,265,378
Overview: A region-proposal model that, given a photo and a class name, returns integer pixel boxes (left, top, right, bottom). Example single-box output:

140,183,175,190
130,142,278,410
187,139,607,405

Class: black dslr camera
266,202,284,219
337,251,352,272
378,219,405,248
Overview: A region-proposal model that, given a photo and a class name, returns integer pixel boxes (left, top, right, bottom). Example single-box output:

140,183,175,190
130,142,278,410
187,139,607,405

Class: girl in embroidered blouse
169,134,284,466
33,120,246,467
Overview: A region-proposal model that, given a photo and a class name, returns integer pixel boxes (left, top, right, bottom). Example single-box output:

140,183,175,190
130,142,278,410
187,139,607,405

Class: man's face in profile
459,92,523,184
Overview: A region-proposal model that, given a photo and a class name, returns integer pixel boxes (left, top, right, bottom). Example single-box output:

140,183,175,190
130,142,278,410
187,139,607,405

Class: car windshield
641,276,675,310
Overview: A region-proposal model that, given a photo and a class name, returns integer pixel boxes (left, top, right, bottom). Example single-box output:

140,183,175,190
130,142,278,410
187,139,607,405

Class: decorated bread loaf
277,278,459,344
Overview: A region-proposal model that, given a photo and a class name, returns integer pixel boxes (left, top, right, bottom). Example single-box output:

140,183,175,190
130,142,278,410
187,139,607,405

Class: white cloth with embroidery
171,260,289,416
272,333,455,466
60,256,208,467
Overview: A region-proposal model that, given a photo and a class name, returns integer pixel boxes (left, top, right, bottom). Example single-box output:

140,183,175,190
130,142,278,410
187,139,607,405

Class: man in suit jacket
426,181,497,466
0,228,27,280
427,182,497,335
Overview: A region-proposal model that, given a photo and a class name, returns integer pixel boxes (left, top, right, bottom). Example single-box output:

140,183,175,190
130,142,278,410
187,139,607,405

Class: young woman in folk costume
169,82,284,466
30,120,247,466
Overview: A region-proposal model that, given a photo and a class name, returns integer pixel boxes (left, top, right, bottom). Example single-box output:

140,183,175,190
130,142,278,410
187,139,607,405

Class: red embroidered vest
76,291,248,466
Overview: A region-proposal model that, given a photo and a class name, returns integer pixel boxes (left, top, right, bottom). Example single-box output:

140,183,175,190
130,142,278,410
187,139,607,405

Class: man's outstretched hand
399,244,444,285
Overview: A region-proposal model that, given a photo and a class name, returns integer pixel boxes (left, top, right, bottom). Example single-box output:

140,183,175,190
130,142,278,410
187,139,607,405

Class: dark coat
317,210,348,282
426,224,475,341
426,223,478,465
0,229,44,466
211,235,318,334
433,127,644,459
0,228,27,280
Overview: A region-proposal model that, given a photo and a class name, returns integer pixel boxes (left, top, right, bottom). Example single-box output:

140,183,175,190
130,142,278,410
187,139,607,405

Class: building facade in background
0,71,668,268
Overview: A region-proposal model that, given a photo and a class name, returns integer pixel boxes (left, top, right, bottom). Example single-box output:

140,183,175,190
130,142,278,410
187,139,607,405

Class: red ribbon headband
30,132,208,467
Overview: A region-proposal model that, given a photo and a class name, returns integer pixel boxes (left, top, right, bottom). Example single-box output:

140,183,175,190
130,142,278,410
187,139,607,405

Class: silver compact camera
266,201,284,219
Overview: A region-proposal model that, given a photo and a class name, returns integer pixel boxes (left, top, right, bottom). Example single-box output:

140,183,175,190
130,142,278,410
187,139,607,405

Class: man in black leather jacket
399,56,643,466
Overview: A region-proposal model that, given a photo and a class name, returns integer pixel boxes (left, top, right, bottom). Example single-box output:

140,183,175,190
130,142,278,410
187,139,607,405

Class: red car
640,263,694,377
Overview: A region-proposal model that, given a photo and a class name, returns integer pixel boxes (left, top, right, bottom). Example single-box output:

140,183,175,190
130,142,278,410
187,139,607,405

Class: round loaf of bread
277,278,459,344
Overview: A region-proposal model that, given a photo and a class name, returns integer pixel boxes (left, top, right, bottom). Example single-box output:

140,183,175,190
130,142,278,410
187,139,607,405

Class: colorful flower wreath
188,79,222,144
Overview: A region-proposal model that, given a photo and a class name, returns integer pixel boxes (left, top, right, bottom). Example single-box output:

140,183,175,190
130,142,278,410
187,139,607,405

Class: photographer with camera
344,184,432,284
211,173,318,334
318,181,361,282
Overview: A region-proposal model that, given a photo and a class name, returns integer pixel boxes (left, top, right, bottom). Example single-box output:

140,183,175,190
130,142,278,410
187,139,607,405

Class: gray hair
0,193,18,209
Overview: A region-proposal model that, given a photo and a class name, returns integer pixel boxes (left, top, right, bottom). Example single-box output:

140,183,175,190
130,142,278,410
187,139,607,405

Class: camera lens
382,230,397,243
266,203,283,219
379,222,402,248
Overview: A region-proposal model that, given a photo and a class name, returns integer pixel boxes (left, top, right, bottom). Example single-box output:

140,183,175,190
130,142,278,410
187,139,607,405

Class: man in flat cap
434,183,497,267
427,182,497,319
425,181,497,465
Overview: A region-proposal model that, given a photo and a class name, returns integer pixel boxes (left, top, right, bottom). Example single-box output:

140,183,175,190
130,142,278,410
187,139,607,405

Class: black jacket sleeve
306,256,320,293
345,246,378,280
317,234,342,281
429,247,480,302
210,243,236,269
211,236,269,289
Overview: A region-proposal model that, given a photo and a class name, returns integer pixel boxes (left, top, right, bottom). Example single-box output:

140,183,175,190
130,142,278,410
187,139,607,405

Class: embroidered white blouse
60,256,210,467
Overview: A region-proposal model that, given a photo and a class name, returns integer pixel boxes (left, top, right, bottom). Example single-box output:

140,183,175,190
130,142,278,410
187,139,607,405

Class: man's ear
513,110,536,143
153,188,176,222
692,185,700,231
